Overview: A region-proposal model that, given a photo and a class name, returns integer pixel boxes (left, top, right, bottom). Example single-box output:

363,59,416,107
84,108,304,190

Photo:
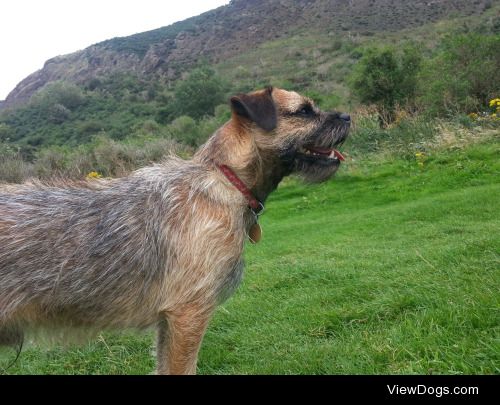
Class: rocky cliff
2,0,491,109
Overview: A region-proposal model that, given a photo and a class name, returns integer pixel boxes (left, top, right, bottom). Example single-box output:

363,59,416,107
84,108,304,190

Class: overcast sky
0,0,229,100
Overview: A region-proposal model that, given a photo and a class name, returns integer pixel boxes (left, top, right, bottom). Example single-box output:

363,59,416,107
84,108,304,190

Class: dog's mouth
301,146,345,161
279,118,350,182
295,145,345,166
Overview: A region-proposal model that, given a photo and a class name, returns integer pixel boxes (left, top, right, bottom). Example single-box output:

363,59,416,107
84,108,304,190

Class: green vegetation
348,45,421,124
2,27,498,161
3,131,498,374
418,34,500,116
0,74,165,153
0,68,230,159
0,16,498,162
347,34,499,124
166,66,229,121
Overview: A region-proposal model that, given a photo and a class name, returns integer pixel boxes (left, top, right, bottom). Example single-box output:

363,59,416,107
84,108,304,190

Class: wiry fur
0,87,349,374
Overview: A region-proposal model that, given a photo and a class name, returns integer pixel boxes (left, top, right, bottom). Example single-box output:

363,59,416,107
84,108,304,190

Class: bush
349,45,422,123
418,34,500,116
171,66,228,120
31,81,85,111
167,116,200,147
48,103,71,123
0,142,34,183
34,147,69,177
0,123,13,142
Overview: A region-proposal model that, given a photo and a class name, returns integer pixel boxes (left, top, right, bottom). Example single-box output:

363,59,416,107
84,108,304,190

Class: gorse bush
418,34,500,116
348,34,500,119
167,116,199,147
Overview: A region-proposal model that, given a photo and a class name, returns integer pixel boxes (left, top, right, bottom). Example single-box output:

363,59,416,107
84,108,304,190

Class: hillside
0,0,498,158
2,0,494,109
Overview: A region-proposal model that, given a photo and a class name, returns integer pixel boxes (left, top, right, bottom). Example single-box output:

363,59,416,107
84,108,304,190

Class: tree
171,66,227,120
349,46,422,125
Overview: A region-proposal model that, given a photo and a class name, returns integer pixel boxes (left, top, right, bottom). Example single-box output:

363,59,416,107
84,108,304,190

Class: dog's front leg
156,304,213,375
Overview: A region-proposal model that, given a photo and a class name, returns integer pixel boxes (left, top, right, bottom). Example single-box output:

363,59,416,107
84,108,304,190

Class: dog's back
0,176,165,331
0,158,245,349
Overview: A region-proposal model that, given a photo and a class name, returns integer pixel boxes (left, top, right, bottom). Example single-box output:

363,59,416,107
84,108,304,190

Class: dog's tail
0,325,24,373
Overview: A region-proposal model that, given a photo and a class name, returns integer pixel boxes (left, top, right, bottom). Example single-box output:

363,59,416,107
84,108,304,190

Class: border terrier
0,87,350,374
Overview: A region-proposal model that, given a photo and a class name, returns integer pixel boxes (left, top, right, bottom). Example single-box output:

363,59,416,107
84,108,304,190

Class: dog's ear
230,86,277,132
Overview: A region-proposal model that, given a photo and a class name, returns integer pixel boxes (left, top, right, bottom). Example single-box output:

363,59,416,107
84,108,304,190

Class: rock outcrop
2,0,490,109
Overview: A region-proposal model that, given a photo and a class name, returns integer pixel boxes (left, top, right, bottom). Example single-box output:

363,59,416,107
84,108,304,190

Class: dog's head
230,87,350,183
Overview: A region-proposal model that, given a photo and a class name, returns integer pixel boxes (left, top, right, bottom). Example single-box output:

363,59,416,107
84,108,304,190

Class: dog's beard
294,155,342,183
281,123,349,183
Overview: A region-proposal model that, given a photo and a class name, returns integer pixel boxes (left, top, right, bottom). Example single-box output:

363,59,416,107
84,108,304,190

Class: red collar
217,164,263,214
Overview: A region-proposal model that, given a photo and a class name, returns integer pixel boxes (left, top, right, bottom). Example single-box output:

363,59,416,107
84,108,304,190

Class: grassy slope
3,136,498,375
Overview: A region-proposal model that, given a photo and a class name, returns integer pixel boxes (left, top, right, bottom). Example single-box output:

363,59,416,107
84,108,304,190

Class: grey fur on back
0,156,247,335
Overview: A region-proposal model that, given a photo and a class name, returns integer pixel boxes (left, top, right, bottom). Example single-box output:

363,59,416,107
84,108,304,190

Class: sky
0,0,229,100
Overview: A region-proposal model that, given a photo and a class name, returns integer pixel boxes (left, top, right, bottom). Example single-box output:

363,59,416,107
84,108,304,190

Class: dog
0,87,350,374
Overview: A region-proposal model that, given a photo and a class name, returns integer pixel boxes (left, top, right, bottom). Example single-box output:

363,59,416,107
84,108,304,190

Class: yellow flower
415,152,426,168
468,112,478,120
491,113,497,118
86,171,102,180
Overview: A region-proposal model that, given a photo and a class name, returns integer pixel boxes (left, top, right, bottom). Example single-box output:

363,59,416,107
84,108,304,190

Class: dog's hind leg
0,324,24,371
0,322,24,347
156,304,214,375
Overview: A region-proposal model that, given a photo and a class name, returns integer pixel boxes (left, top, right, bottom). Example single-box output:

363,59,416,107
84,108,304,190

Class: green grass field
3,138,499,375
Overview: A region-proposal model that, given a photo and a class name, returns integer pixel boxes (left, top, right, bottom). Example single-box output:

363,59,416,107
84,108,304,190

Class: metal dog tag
249,223,262,244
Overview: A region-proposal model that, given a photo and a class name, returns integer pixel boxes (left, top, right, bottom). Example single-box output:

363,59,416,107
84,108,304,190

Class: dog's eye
296,105,315,117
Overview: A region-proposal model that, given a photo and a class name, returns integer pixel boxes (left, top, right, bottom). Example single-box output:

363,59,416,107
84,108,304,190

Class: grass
2,136,499,375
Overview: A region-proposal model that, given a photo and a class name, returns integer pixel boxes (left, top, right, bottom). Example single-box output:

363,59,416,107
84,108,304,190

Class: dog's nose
339,113,351,122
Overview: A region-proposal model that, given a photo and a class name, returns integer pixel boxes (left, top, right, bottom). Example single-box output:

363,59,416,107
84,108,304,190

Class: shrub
48,103,71,124
34,147,69,177
0,123,13,142
171,66,228,120
418,34,500,116
31,81,85,111
167,116,200,147
349,45,422,123
0,142,34,183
